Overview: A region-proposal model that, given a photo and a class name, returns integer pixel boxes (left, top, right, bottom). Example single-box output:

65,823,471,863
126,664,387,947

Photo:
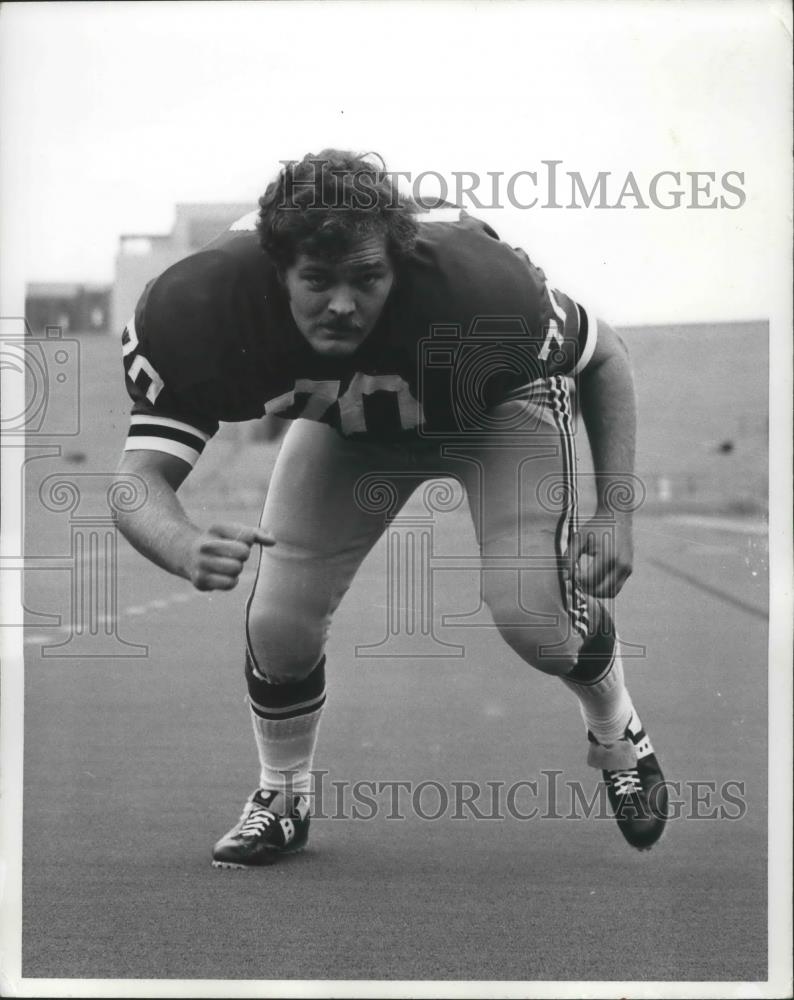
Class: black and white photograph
0,2,791,997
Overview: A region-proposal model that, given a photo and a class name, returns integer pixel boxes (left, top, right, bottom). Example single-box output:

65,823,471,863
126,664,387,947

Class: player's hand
186,523,275,592
571,510,633,598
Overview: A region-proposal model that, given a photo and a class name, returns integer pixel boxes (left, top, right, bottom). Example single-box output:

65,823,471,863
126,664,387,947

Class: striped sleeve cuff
124,414,213,467
571,304,598,375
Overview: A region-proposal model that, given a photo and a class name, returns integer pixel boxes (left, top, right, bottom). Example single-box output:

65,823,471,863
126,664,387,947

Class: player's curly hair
257,149,419,271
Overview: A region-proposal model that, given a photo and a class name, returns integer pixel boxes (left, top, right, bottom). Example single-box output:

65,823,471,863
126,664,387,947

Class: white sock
244,652,326,800
561,642,635,744
249,704,323,797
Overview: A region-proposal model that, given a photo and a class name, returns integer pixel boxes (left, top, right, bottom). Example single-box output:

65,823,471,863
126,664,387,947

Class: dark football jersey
122,208,597,465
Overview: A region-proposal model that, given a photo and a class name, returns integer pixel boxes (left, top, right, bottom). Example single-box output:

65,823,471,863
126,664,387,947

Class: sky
0,0,791,324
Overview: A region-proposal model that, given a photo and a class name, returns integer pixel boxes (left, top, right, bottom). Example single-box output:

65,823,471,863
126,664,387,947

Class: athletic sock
245,651,326,799
560,625,635,745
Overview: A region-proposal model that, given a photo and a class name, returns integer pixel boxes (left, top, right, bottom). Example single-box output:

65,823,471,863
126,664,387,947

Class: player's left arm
572,319,637,598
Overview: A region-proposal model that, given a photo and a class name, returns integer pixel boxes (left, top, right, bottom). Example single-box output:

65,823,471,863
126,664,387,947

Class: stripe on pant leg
547,375,590,638
243,527,271,681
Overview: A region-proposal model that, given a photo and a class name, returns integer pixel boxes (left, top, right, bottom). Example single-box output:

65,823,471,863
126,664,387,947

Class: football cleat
587,714,668,851
211,788,311,869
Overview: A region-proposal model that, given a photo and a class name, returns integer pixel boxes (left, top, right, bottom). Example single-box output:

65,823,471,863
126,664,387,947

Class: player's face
284,234,395,356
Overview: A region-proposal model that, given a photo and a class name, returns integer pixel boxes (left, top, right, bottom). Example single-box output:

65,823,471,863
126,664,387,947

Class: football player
115,149,667,866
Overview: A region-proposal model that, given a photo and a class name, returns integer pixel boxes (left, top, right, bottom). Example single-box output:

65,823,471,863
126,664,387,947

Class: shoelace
238,806,277,837
610,769,642,796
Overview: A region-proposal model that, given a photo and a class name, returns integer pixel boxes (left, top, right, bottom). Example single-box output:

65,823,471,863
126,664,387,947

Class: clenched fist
186,523,275,591
571,510,634,599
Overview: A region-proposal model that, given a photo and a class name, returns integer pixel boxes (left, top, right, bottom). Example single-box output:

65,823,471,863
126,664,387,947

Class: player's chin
309,336,364,357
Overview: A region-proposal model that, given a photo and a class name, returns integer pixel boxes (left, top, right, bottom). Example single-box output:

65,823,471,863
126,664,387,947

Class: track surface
20,341,768,983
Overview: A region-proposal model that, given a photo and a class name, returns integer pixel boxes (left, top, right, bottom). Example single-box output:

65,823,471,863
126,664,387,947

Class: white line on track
23,587,203,646
664,514,767,535
24,633,60,645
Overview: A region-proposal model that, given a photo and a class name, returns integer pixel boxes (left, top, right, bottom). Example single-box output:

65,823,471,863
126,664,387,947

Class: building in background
25,283,111,336
111,202,253,335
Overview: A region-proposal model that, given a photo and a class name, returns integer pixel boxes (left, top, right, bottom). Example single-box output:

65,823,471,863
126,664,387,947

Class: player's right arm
114,449,273,591
115,257,274,591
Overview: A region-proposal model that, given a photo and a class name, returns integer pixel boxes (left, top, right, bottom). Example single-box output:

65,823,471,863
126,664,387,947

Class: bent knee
246,607,324,683
494,622,579,676
482,577,580,675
